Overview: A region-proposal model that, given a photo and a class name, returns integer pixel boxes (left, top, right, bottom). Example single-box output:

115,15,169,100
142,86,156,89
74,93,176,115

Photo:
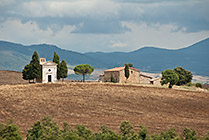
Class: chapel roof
41,61,57,66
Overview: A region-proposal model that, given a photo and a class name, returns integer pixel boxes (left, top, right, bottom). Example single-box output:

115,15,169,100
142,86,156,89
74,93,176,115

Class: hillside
0,82,208,137
0,38,209,76
0,70,27,85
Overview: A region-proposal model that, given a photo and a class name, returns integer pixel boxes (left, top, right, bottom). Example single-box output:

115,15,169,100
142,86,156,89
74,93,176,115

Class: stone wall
104,71,120,82
120,69,140,83
139,75,152,84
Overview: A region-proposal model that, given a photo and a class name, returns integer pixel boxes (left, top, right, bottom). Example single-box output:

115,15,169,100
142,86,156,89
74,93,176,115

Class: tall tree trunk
83,74,85,82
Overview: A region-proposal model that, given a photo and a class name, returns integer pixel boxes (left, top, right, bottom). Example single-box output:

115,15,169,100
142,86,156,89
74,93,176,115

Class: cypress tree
30,51,41,82
22,64,33,83
60,59,68,81
53,51,61,80
124,64,129,81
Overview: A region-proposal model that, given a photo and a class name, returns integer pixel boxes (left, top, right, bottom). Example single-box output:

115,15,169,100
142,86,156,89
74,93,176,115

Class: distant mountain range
0,38,209,76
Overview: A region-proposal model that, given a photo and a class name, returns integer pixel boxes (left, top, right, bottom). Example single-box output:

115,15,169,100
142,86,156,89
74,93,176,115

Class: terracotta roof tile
104,67,125,72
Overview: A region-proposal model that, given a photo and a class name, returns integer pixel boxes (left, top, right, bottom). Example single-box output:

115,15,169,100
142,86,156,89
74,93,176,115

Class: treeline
0,117,209,140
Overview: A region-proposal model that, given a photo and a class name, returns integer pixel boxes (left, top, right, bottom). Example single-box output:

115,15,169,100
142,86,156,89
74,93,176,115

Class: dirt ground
0,82,209,138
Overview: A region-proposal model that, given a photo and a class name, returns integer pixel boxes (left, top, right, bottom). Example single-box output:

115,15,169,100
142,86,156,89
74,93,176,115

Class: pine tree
30,51,41,82
74,64,94,82
53,51,61,80
60,59,68,81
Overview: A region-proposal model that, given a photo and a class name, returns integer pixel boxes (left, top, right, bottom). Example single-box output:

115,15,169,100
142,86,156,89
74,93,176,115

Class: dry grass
0,70,27,85
0,82,209,138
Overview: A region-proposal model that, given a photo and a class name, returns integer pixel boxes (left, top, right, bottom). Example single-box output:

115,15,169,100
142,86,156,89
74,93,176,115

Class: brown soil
0,82,209,138
0,70,28,85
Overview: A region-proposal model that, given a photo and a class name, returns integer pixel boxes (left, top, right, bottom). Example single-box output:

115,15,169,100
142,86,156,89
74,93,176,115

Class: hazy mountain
0,38,209,76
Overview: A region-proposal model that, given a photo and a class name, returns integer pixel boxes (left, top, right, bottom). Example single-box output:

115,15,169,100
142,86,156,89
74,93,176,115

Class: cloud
7,0,120,18
0,0,209,52
120,21,209,50
110,41,128,48
0,19,76,45
72,20,130,34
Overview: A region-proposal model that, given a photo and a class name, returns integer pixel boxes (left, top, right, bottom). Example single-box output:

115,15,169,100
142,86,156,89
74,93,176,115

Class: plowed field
0,82,209,137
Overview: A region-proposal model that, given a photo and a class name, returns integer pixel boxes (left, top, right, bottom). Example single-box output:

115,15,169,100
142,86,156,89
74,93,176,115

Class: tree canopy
60,59,68,81
30,51,41,80
161,69,179,88
22,64,33,82
125,63,133,67
22,51,41,83
74,64,94,82
173,67,192,85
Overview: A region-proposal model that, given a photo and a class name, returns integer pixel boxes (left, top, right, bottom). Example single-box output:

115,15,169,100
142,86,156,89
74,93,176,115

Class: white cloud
119,22,209,50
0,0,16,6
10,0,120,18
0,19,76,45
0,17,209,53
110,41,128,48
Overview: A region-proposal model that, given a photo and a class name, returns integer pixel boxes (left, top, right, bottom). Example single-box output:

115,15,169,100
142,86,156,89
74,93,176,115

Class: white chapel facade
40,58,57,83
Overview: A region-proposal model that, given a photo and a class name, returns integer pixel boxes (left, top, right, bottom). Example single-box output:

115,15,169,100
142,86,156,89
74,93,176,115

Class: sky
0,0,209,52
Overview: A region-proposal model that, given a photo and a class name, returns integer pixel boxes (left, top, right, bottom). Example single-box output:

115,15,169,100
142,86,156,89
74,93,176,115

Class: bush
138,124,151,140
195,83,202,88
0,120,22,140
120,121,133,136
186,82,192,86
182,127,198,140
1,117,208,140
26,116,60,140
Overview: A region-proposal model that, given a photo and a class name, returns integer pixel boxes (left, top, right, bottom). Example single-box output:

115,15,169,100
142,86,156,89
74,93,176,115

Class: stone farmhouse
39,58,57,83
99,66,161,85
139,73,161,86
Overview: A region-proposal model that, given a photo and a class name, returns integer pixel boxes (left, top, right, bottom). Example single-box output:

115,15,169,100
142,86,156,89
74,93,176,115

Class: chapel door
48,75,52,82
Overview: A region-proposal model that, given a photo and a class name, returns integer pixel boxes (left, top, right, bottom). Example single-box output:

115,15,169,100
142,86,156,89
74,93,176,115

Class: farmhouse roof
104,66,140,72
140,73,153,79
150,77,161,81
104,67,124,72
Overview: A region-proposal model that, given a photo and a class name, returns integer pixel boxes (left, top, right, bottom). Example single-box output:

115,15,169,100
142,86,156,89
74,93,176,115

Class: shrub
138,124,151,140
202,132,209,140
182,127,198,140
26,116,60,140
195,83,202,88
75,125,92,140
186,82,192,86
0,120,22,140
120,121,133,136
